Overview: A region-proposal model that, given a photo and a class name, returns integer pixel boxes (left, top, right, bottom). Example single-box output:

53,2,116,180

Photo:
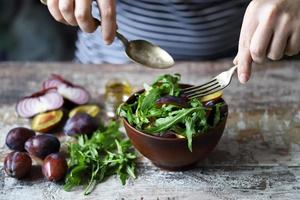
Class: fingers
46,0,117,44
285,28,300,56
236,3,257,84
75,0,97,33
237,50,252,84
97,0,117,44
250,21,274,63
59,0,77,26
267,15,291,60
47,0,67,24
47,0,98,33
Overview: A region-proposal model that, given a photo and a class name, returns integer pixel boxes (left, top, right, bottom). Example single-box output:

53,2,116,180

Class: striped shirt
75,0,250,64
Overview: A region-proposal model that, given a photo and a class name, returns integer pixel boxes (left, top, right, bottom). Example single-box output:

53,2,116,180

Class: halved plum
31,110,64,133
200,91,223,103
69,104,101,118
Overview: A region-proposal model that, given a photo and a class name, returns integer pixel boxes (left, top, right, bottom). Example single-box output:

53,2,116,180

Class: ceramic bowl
123,84,228,170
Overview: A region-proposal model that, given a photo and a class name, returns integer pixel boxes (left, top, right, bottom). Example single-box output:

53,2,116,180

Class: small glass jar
104,78,132,119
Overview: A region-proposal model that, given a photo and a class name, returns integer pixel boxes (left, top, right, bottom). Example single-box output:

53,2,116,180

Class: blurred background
0,0,77,61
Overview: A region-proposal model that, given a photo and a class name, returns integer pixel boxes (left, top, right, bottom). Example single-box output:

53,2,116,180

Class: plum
6,127,36,151
156,96,189,108
4,151,32,179
64,113,99,137
42,153,68,182
158,131,183,139
205,99,228,126
25,134,60,159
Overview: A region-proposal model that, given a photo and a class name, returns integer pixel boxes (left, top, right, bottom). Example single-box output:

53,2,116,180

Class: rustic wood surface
0,61,300,200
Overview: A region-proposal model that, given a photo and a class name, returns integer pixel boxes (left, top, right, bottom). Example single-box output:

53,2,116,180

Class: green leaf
126,164,136,179
119,172,128,185
63,121,137,195
141,87,160,111
146,107,200,133
213,103,222,126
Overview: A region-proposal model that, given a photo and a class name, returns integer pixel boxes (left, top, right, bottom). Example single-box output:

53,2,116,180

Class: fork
181,65,238,99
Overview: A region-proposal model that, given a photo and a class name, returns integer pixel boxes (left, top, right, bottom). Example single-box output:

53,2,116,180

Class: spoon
94,19,175,69
40,0,175,69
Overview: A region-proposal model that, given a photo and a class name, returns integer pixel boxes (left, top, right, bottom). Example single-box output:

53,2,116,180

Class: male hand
234,0,300,83
47,0,116,44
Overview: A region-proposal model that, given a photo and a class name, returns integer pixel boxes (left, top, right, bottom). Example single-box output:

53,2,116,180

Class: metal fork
181,65,238,99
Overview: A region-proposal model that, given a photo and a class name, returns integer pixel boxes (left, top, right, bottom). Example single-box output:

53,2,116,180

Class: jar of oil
104,79,132,119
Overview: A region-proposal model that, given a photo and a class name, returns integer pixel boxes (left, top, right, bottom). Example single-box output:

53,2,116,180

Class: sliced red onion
16,89,64,118
42,74,73,89
42,74,90,105
57,84,89,105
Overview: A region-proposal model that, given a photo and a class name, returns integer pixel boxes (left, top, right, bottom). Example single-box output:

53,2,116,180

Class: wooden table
0,61,300,200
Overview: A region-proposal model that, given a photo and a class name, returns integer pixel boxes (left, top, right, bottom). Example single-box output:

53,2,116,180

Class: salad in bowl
118,74,228,170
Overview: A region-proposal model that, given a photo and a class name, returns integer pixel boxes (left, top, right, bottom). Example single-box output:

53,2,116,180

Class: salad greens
118,74,223,152
64,121,137,195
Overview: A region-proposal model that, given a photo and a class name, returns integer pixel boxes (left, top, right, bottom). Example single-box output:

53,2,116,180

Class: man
46,0,300,84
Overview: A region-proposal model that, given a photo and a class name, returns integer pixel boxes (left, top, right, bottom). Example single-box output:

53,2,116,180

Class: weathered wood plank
1,164,300,200
0,61,300,200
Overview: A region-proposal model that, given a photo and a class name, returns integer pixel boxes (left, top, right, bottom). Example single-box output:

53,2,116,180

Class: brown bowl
122,84,228,171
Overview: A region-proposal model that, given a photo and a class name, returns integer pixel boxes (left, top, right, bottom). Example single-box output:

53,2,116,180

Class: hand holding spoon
40,0,174,69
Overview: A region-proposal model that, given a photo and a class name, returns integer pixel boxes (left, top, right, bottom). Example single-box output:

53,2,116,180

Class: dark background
0,0,77,61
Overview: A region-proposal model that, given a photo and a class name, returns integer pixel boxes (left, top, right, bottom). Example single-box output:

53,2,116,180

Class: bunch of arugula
64,121,137,195
118,74,223,152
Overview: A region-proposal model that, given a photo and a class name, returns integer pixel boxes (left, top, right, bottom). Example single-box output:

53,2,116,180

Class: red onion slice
42,74,73,90
42,78,63,90
16,90,64,118
57,84,89,105
42,74,90,105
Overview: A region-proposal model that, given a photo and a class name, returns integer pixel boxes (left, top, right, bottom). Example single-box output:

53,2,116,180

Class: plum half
31,110,64,133
69,104,101,118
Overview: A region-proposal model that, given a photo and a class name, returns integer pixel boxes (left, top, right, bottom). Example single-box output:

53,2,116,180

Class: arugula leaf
146,107,200,133
141,87,160,111
64,121,137,195
153,74,181,96
213,102,222,126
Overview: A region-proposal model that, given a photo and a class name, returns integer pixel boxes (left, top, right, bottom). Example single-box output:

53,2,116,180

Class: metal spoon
40,0,175,69
94,20,175,69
